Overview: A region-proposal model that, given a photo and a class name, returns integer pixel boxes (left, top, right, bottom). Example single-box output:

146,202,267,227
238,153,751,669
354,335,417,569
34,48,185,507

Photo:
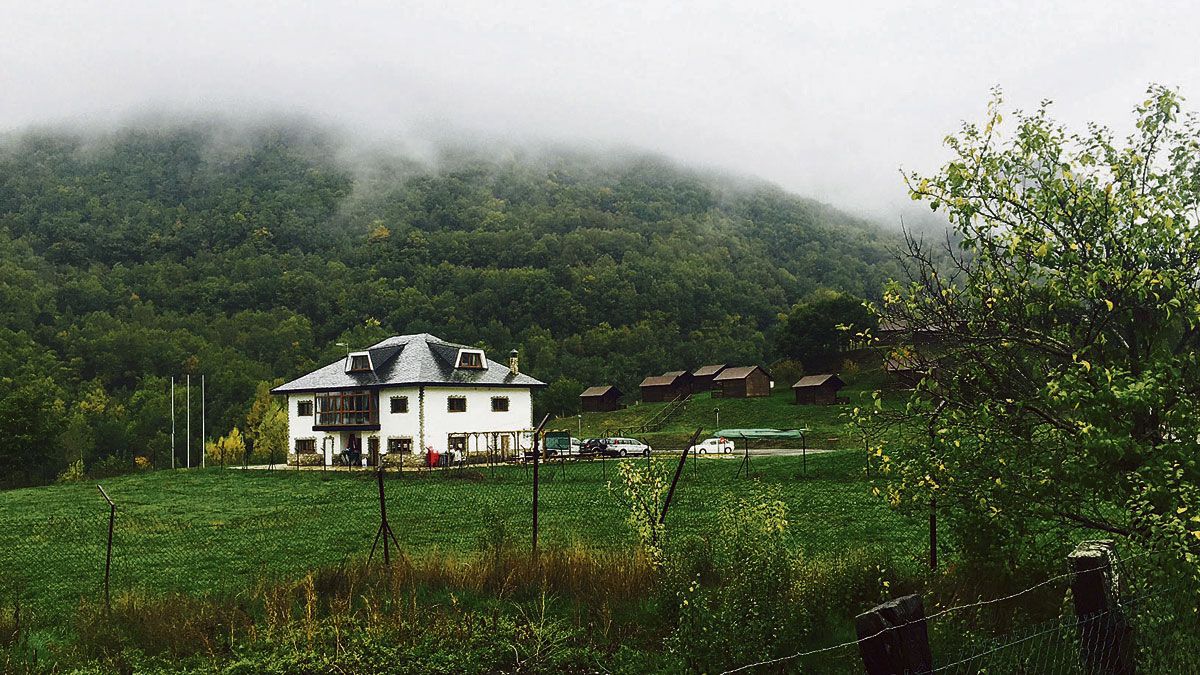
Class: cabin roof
792,374,845,389
713,365,769,381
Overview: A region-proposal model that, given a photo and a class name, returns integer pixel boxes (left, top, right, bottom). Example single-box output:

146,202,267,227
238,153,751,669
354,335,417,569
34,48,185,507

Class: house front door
367,437,380,467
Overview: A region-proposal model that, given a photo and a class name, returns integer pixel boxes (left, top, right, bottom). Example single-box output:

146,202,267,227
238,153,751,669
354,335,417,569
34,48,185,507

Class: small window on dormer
456,350,485,369
348,354,371,372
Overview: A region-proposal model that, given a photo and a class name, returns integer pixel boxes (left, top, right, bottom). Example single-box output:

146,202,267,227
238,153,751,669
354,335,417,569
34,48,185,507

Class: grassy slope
549,370,907,449
0,452,923,628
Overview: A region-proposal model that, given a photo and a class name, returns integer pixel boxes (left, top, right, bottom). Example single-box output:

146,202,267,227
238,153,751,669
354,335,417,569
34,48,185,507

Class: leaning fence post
1069,540,1135,675
97,485,115,614
856,594,933,675
660,428,703,525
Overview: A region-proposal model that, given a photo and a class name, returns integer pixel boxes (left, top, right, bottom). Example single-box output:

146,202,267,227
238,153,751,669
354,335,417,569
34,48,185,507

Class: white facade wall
286,386,534,466
419,386,533,455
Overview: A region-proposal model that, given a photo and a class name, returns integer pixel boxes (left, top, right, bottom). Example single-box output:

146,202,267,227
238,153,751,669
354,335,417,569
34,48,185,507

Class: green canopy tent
713,428,812,476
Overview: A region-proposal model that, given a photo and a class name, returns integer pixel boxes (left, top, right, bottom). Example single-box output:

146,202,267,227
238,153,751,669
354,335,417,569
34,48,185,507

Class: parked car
581,438,607,454
688,437,735,454
546,437,583,456
596,437,652,457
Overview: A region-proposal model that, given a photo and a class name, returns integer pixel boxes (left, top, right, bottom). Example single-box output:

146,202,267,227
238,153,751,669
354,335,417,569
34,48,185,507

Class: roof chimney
508,349,520,375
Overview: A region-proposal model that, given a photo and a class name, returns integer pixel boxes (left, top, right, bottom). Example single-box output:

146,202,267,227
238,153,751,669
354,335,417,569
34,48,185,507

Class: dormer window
456,349,486,370
347,352,372,373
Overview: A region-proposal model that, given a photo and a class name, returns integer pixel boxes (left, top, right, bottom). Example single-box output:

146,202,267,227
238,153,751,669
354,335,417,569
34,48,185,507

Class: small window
491,396,509,412
456,350,484,369
295,439,316,454
297,400,313,416
349,354,371,372
447,396,467,413
388,437,412,454
390,396,408,414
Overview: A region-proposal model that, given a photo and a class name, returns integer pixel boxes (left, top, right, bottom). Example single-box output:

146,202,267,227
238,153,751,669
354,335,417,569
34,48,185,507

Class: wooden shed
580,385,622,413
792,374,845,405
713,365,772,398
691,364,727,391
640,371,693,402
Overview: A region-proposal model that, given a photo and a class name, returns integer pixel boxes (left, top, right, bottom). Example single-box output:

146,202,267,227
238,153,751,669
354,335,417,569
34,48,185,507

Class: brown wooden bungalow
640,371,693,402
712,365,772,398
691,364,728,391
580,385,623,413
885,354,926,387
792,374,845,405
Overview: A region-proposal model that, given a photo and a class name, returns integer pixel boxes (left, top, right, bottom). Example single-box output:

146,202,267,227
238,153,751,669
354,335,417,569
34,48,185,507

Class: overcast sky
2,1,1198,219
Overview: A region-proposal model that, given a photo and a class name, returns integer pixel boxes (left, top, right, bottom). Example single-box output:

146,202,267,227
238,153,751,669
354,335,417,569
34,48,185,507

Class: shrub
668,486,804,671
608,457,672,564
89,455,133,479
57,458,85,483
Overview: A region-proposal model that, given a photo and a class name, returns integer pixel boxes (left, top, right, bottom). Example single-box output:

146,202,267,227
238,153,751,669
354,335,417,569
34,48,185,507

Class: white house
271,333,545,466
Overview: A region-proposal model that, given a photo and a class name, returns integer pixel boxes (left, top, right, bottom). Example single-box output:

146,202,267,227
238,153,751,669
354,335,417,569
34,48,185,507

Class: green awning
713,428,809,439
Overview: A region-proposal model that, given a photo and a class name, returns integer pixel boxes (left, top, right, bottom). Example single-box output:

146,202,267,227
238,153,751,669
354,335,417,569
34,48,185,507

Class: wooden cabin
580,385,622,413
885,354,925,388
712,365,772,398
640,371,692,402
691,364,727,392
662,370,694,395
792,374,845,405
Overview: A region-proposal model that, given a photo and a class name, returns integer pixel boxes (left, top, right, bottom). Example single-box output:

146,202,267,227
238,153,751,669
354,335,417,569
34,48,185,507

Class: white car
689,437,735,454
602,437,652,457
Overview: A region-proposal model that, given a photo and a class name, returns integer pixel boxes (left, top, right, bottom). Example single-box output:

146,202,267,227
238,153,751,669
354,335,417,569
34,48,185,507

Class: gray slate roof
271,334,546,394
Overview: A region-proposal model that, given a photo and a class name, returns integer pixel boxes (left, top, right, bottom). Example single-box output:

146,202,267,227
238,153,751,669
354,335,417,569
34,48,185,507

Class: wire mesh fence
2,441,1198,673
0,439,882,625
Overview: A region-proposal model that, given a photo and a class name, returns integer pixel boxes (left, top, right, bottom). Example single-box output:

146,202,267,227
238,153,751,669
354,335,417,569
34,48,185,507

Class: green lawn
0,451,924,630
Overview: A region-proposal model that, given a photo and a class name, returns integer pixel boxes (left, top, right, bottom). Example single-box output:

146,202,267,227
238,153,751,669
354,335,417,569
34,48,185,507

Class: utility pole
171,377,176,470
201,375,206,468
186,374,191,469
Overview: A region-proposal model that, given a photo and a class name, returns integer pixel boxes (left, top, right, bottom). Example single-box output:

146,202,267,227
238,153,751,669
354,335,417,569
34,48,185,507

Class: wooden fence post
1069,540,1135,675
368,465,399,565
856,594,933,675
531,414,549,558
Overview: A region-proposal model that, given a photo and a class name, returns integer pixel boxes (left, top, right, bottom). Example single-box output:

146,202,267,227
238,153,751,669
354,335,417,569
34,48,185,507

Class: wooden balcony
312,390,380,430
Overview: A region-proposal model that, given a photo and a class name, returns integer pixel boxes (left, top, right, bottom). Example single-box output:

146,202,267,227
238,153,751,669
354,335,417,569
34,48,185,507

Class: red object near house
427,450,440,467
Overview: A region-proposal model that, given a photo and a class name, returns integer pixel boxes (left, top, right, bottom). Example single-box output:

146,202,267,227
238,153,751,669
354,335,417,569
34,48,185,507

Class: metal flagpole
171,377,176,469
201,374,206,468
186,374,191,469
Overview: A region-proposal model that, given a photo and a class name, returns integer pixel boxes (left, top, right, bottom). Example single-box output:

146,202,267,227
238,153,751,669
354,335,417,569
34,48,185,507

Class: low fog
3,1,1198,221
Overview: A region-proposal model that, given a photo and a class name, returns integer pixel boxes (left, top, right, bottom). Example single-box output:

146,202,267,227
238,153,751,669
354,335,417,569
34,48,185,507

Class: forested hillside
0,122,901,485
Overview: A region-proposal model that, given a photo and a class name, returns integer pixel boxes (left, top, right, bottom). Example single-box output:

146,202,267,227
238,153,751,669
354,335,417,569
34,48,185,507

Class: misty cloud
2,1,1197,220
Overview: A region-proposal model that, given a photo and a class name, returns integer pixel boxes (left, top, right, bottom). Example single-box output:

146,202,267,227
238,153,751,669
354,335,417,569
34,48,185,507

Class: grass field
0,451,925,634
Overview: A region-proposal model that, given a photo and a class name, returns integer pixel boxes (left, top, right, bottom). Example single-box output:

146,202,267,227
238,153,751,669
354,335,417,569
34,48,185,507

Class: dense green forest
0,121,901,485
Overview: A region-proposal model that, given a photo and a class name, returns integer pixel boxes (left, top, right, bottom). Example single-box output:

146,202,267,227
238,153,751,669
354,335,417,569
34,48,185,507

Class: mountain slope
0,122,901,484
